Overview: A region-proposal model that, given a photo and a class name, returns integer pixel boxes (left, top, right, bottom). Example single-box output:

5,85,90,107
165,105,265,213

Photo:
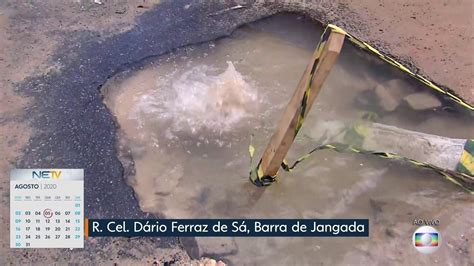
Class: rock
374,79,411,111
204,258,217,266
375,84,397,111
192,258,226,266
404,92,442,110
384,78,413,91
181,237,237,259
196,237,237,257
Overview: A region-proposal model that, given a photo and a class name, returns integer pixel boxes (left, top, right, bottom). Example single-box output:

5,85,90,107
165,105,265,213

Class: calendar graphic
10,169,84,248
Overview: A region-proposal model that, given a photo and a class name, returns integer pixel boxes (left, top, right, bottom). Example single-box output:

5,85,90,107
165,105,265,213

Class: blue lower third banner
86,219,369,237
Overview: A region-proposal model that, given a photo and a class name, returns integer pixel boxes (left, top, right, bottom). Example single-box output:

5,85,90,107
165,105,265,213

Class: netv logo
32,170,62,179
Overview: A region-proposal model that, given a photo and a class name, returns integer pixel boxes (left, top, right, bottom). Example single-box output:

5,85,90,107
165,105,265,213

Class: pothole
102,13,473,264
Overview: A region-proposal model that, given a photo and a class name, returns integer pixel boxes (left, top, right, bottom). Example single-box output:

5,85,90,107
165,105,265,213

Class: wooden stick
260,30,345,178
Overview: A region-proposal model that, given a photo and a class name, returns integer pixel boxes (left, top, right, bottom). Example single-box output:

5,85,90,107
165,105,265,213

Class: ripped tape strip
328,24,474,111
457,139,474,176
281,143,474,194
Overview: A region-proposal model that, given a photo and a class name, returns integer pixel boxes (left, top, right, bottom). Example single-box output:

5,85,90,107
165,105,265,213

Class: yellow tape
328,25,347,35
257,164,264,179
280,143,474,194
327,24,474,111
353,122,370,137
460,150,474,174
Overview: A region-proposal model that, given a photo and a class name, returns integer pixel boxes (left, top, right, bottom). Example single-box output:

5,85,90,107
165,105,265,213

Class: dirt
0,0,472,264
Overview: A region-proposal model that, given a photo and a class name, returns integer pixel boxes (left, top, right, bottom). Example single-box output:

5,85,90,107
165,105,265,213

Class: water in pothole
102,14,473,265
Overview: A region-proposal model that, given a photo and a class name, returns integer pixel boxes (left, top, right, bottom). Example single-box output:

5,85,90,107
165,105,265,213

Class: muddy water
103,14,473,265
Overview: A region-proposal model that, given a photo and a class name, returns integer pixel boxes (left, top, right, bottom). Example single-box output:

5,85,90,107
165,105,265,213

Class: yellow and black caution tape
327,24,474,111
457,139,474,176
249,140,474,194
249,24,474,191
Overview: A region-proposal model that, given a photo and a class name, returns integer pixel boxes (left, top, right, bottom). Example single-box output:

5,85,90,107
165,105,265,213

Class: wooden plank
308,119,474,190
310,119,467,171
260,30,345,178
